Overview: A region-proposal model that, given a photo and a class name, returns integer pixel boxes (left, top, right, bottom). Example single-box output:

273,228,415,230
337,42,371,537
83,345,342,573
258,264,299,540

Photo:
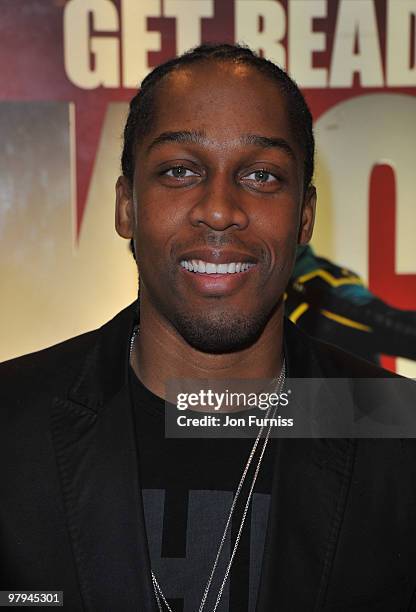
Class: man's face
117,61,315,352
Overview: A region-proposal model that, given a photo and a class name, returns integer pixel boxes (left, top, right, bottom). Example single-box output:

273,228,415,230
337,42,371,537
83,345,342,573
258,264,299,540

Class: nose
188,172,249,231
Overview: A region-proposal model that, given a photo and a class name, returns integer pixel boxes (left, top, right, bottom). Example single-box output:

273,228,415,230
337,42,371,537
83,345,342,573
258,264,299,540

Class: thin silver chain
129,326,285,612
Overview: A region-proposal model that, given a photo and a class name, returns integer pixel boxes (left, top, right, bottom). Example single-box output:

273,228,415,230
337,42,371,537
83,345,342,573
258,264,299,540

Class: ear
298,185,316,245
115,176,135,239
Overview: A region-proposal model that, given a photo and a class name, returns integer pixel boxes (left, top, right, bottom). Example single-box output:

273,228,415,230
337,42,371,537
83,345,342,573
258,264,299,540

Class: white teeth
180,259,255,274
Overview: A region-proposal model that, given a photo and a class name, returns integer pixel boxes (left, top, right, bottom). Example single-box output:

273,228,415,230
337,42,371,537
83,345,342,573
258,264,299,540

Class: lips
180,260,256,274
177,249,258,295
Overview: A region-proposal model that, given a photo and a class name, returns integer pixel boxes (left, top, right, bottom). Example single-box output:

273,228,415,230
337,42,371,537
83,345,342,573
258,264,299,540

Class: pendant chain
129,325,285,612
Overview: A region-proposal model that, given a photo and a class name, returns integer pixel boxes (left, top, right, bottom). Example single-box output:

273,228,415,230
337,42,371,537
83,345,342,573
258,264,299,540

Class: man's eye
164,166,197,179
246,170,276,183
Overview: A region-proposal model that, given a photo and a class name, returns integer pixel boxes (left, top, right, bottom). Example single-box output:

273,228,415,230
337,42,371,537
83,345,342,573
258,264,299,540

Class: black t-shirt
129,367,278,612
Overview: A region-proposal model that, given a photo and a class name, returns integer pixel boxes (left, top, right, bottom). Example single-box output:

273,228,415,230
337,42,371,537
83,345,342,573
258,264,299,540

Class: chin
170,304,278,354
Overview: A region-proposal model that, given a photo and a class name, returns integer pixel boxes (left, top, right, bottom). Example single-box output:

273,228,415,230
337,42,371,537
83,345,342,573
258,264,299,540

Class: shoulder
284,316,396,379
0,302,137,403
312,334,396,379
285,319,416,440
0,328,99,403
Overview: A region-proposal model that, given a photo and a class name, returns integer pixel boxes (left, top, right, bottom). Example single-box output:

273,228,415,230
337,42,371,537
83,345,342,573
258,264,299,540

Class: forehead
145,61,294,146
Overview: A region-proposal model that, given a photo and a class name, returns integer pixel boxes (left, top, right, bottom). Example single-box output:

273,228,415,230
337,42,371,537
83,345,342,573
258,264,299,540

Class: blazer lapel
51,303,157,611
256,437,356,611
256,320,357,611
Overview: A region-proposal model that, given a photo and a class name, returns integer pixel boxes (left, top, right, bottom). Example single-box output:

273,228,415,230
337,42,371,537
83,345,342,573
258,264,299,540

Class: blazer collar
256,319,357,611
67,300,139,412
51,300,157,611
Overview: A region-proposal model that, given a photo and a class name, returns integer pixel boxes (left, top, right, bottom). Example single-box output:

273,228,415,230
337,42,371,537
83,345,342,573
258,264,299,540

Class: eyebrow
146,130,296,159
240,134,296,159
147,130,206,152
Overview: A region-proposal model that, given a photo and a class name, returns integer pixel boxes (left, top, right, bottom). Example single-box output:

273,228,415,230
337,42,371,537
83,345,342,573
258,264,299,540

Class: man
1,44,416,611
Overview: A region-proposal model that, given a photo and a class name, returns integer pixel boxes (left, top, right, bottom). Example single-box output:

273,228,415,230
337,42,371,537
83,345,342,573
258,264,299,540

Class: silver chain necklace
129,325,285,612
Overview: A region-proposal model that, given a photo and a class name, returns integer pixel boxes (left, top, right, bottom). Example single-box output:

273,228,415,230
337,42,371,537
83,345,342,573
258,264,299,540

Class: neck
130,295,285,401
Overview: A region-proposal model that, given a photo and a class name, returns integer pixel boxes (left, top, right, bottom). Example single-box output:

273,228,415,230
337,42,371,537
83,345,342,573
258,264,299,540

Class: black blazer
1,302,416,611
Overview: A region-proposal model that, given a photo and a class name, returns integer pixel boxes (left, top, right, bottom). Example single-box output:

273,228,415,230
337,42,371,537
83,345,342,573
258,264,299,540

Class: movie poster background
1,0,415,376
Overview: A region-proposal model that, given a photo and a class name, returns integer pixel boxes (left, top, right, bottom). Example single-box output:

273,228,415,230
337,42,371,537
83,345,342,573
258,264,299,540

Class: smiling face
116,60,315,353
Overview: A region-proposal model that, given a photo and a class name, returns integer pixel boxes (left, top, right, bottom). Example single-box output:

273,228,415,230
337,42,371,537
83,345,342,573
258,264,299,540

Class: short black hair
121,43,315,192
